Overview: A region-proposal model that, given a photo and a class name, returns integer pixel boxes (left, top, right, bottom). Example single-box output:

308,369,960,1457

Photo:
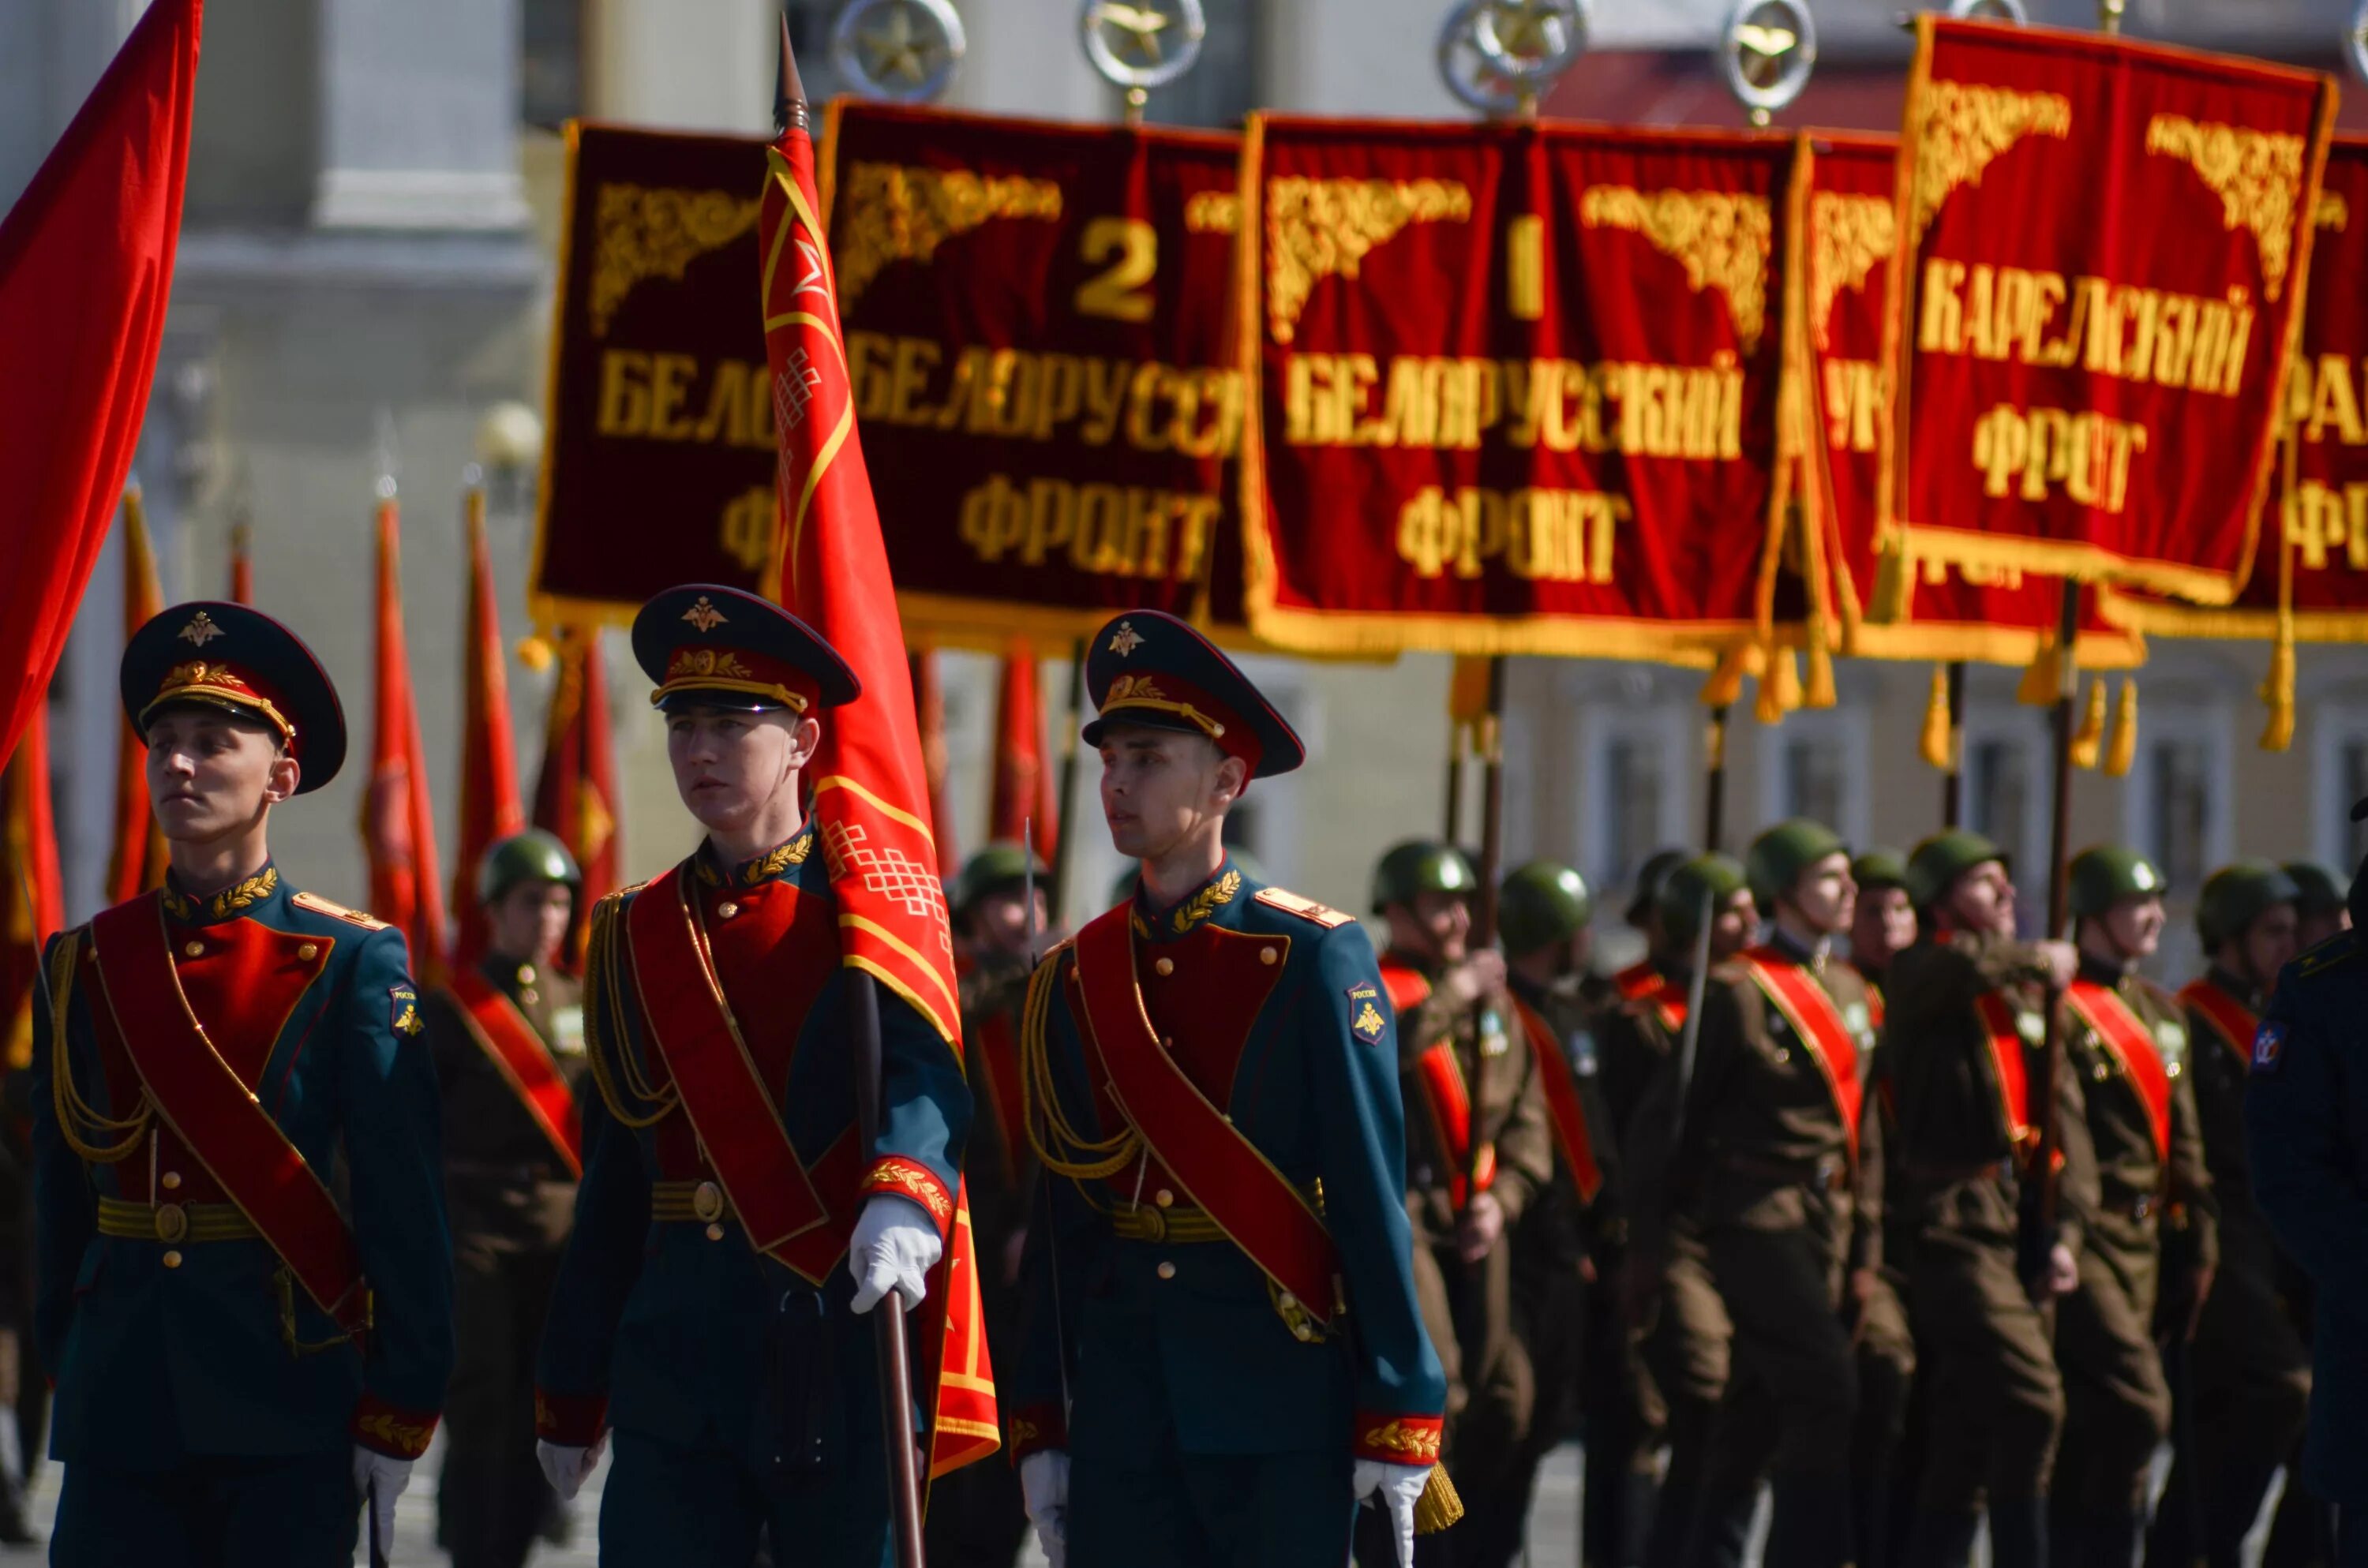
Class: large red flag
363,492,448,982
107,486,169,905
451,485,526,965
0,0,200,765
988,642,1056,865
909,646,957,877
761,72,997,1480
2,703,63,1072
530,626,620,972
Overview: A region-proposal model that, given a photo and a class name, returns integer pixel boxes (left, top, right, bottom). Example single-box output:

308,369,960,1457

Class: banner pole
1943,661,1967,829
1047,638,1087,924
849,973,929,1568
2028,578,2081,1292
1703,705,1731,852
1444,727,1467,845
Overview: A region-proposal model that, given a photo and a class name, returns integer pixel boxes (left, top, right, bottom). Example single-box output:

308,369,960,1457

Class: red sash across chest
1973,990,2037,1154
1737,946,1863,1158
2178,978,2258,1068
447,967,582,1177
2066,978,2173,1166
1510,997,1603,1201
1615,960,1686,1032
86,896,369,1331
1381,964,1494,1204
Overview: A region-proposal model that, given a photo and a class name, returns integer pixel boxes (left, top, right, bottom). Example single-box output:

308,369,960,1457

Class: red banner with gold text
822,103,1245,643
1240,118,1800,659
1879,17,2334,607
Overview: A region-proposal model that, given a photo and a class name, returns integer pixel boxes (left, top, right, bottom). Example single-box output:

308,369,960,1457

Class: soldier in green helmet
1372,839,1554,1566
422,829,587,1567
1883,829,2091,1568
1849,850,1916,997
2285,859,2351,949
2149,861,2308,1568
2047,848,2215,1568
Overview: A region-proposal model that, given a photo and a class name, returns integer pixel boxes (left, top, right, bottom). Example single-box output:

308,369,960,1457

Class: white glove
351,1446,414,1550
848,1194,943,1314
1019,1449,1071,1567
537,1434,605,1502
1354,1458,1433,1568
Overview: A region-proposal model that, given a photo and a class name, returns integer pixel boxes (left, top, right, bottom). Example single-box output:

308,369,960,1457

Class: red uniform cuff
1351,1412,1444,1465
1007,1401,1066,1462
534,1388,609,1446
351,1394,439,1460
859,1156,955,1242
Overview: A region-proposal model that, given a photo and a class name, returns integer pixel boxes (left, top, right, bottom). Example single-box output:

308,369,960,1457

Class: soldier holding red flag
29,602,454,1564
1012,609,1451,1567
531,585,970,1564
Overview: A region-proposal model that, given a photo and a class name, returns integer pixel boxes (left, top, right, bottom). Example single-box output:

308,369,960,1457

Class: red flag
229,520,253,604
107,486,168,905
761,84,996,1480
363,492,448,981
451,485,526,966
909,646,957,877
530,626,620,973
988,642,1056,864
2,704,63,1072
0,0,200,765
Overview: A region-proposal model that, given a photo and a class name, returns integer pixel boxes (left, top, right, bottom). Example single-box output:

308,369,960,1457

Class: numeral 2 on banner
1075,218,1158,323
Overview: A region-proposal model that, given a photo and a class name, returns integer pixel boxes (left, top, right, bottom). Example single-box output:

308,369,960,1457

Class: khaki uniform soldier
1884,831,2095,1568
1370,840,1556,1566
1495,862,1620,1568
424,830,588,1568
1661,823,1880,1568
2047,848,2216,1568
1622,855,1755,1568
2149,862,2310,1568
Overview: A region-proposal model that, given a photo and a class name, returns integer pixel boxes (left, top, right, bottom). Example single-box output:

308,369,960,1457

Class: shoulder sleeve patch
2251,1019,2285,1074
1347,982,1389,1044
290,890,390,930
1255,887,1353,928
389,985,425,1037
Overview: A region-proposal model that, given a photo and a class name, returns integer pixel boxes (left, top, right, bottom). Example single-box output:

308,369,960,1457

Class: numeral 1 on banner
1075,218,1158,323
1508,215,1546,322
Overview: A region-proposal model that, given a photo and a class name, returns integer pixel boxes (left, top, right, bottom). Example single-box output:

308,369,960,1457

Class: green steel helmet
1624,847,1692,926
1851,848,1908,893
2284,860,2351,917
1746,819,1850,911
2197,859,2302,949
955,841,1049,918
476,829,581,907
1904,831,2007,911
2067,844,2166,922
1499,861,1593,957
1658,853,1749,945
1371,840,1479,915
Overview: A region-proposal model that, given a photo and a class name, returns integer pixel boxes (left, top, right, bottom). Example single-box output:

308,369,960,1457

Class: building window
1960,709,2048,927
1141,0,1260,130
1579,703,1688,904
2311,701,2368,873
2122,702,2231,898
522,0,586,126
1757,708,1869,844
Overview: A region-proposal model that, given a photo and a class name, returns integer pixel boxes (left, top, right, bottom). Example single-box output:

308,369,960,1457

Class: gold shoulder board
290,891,390,930
1255,888,1353,929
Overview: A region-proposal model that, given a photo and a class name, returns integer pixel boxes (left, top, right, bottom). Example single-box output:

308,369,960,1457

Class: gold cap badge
682,596,729,633
1107,620,1144,657
178,612,223,648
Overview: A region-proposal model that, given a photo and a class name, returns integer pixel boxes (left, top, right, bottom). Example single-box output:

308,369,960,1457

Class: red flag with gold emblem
760,80,997,1480
2,704,62,1072
988,642,1056,865
107,486,168,905
451,486,527,966
363,492,448,981
530,627,620,972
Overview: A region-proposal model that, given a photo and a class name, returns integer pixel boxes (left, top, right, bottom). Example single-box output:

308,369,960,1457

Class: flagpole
1703,704,1731,852
1047,638,1086,923
1942,661,1966,829
2027,578,2080,1290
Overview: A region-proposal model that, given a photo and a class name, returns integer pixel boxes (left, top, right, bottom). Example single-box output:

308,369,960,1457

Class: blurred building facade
1,0,2365,980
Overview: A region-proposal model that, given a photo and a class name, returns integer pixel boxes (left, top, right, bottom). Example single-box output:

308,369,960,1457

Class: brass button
705,1223,725,1242
183,941,204,958
718,902,740,919
1154,1189,1175,1209
519,988,539,1006
1278,1289,1298,1309
1161,1036,1175,1051
1155,957,1175,977
1156,1261,1176,1281
297,943,318,961
1261,947,1279,965
162,1250,183,1270
518,965,538,985
691,1181,725,1222
160,1171,182,1191
153,1203,189,1243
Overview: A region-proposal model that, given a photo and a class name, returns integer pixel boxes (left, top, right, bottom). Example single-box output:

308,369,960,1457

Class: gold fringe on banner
1700,646,1751,708
2071,678,2107,769
1755,649,1801,725
516,632,556,673
1414,1463,1465,1535
1870,544,1913,625
1920,665,1954,771
2016,642,2061,709
1804,638,1838,709
2104,679,2138,777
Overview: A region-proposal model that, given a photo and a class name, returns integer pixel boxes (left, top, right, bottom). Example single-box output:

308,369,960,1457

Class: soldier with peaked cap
1366,840,1557,1568
2284,860,2351,950
1010,610,1450,1568
2046,848,2216,1568
2149,861,2308,1568
1883,831,2093,1568
29,603,454,1565
929,841,1053,1568
423,829,588,1568
532,585,969,1566
1622,855,1753,1568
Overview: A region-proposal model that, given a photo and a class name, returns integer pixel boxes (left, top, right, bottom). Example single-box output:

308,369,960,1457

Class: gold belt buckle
153,1203,189,1244
691,1181,725,1223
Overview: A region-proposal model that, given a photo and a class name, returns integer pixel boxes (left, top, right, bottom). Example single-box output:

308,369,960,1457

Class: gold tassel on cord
2260,631,2296,753
1804,638,1838,709
1870,547,1911,624
516,632,556,673
2104,679,2138,777
1755,649,1801,725
2070,678,2107,769
1414,1463,1465,1535
1920,665,1954,771
1699,646,1750,709
2016,642,2060,708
